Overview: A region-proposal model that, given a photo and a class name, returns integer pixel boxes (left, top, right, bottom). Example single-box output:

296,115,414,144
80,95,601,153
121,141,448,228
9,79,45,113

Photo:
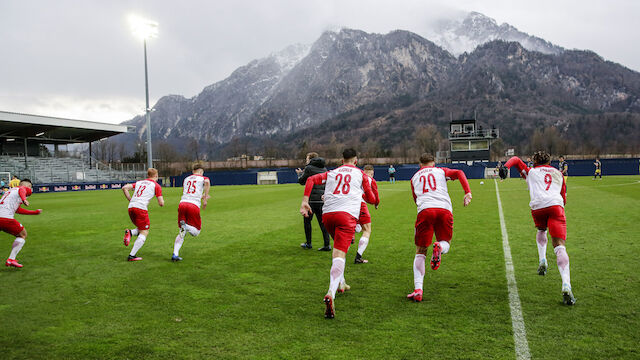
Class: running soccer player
593,158,602,180
300,148,378,319
1,179,42,268
558,156,568,183
353,164,379,264
122,168,164,261
505,151,576,305
407,154,472,302
172,163,211,261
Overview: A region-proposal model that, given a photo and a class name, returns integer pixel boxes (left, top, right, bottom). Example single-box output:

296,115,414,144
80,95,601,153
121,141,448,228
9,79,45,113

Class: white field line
494,179,532,360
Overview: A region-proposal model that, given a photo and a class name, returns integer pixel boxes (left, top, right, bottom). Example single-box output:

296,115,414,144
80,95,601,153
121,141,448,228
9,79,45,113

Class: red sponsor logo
85,185,97,190
54,186,68,191
110,184,122,189
39,187,50,192
71,185,81,191
100,184,108,189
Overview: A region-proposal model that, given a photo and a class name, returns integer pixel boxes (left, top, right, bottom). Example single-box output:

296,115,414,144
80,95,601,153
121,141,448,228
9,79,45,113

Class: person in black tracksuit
296,153,331,251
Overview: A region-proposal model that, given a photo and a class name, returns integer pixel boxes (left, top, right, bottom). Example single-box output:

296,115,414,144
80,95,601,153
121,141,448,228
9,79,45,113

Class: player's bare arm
122,183,133,201
463,193,472,206
300,195,312,217
157,196,165,207
202,179,211,209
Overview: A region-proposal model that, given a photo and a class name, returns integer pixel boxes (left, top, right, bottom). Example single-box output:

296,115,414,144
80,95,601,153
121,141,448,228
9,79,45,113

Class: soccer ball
480,181,485,185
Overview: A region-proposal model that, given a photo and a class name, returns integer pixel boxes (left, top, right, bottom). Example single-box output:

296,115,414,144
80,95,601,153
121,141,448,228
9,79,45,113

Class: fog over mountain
120,11,640,158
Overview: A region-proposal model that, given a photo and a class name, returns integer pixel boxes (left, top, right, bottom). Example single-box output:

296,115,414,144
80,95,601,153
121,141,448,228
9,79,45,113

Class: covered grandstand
0,110,145,187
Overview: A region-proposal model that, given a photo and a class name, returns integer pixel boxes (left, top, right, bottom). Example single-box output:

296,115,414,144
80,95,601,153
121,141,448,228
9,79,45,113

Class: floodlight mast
129,15,158,170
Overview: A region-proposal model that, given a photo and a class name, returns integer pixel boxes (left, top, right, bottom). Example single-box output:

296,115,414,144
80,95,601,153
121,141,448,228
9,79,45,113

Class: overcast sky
1,0,638,124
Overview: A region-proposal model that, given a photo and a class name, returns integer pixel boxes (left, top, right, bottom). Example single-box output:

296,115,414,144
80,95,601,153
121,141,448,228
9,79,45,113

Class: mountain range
121,11,640,159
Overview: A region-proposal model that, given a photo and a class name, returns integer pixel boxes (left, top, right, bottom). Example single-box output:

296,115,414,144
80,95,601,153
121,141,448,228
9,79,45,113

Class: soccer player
1,179,42,268
558,155,568,183
300,148,378,318
505,151,576,305
9,176,20,188
172,163,211,261
353,164,379,264
407,154,472,302
593,158,602,180
122,168,164,261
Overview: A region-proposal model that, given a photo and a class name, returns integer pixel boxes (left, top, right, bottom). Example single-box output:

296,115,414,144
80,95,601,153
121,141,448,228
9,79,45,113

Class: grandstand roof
0,111,135,144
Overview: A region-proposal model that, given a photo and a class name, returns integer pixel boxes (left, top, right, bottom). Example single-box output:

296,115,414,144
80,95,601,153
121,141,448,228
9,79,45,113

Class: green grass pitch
1,176,639,359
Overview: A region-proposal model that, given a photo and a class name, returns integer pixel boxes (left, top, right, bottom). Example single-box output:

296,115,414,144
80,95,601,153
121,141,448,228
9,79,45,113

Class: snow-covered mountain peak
427,11,563,56
269,43,312,72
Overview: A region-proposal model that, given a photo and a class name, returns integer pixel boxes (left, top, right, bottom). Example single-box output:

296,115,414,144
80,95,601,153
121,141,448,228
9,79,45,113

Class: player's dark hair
20,178,32,185
342,148,357,160
363,164,374,171
533,151,551,166
306,152,319,159
419,153,435,165
192,162,205,171
559,155,565,159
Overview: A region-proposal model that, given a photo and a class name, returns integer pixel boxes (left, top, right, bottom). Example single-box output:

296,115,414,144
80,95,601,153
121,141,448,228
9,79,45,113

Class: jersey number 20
419,174,437,193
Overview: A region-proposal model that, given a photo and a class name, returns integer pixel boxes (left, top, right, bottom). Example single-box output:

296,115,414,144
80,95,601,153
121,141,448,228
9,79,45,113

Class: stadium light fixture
128,14,158,169
128,15,158,40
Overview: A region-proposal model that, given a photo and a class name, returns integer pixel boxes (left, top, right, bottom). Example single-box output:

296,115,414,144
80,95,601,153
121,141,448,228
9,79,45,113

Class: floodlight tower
129,15,158,169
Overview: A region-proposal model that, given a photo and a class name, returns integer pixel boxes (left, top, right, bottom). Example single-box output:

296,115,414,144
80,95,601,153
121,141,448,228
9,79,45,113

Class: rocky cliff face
122,12,640,156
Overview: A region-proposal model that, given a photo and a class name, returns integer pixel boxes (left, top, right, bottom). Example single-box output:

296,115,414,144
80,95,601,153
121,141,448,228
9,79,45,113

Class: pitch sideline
494,179,532,360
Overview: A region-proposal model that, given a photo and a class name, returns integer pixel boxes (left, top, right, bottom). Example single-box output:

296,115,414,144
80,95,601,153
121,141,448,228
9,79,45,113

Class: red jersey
128,179,162,211
361,175,379,205
0,186,40,219
410,166,471,213
505,157,566,210
304,165,378,219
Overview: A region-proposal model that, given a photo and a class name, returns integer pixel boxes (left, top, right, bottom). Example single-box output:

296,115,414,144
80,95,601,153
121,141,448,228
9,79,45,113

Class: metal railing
449,129,500,139
0,155,147,184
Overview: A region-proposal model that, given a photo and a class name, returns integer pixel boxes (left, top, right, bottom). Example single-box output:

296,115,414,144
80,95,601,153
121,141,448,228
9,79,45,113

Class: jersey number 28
332,174,352,194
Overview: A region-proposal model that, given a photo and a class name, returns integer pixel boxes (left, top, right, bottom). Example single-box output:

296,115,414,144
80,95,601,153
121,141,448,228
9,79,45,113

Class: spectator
295,152,331,251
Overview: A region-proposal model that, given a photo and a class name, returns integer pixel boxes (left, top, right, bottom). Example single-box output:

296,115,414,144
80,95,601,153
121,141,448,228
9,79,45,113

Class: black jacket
298,157,327,204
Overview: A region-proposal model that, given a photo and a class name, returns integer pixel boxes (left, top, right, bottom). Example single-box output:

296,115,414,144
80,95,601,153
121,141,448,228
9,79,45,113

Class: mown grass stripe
494,179,531,360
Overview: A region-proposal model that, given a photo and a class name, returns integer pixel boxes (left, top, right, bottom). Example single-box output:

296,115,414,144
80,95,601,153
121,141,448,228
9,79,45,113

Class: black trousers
304,202,330,247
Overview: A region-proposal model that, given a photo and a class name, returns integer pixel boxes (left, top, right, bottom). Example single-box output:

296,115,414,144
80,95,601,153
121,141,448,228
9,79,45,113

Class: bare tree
414,124,442,155
187,139,200,161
